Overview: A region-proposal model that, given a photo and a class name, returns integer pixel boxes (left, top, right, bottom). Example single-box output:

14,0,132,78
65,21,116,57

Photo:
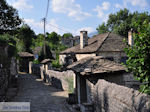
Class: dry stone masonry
31,63,75,92
46,70,75,91
87,79,150,112
0,45,17,101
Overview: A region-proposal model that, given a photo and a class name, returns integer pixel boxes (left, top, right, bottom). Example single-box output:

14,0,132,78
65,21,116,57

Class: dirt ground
11,73,71,112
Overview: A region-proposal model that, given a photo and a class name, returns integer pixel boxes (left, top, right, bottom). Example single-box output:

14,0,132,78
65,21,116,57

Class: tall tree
62,33,73,38
46,32,60,44
0,0,21,34
125,21,150,94
16,24,36,52
32,33,44,48
97,8,150,37
96,22,109,34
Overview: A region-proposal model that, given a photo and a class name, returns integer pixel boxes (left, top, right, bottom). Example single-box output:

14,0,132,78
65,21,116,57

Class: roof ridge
96,32,111,52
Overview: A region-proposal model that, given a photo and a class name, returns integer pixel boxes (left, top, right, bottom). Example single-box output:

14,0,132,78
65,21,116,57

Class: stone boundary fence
87,79,150,112
31,64,75,92
0,45,18,101
46,70,75,91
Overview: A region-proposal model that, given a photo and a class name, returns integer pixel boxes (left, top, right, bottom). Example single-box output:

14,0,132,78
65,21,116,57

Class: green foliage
65,76,74,93
52,60,62,68
62,33,73,38
0,34,17,57
31,31,68,68
96,22,109,34
97,8,150,37
38,44,53,62
32,59,40,64
51,51,61,68
32,34,44,48
124,21,150,94
15,38,25,52
0,0,21,34
46,32,61,44
16,24,36,52
0,34,16,45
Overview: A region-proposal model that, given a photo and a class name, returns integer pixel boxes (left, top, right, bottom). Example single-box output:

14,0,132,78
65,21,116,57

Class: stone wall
87,79,150,112
0,45,17,101
31,64,75,92
46,70,75,91
87,71,140,90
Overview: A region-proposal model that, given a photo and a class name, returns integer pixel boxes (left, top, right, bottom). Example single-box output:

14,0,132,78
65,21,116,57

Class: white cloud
75,27,95,35
51,0,91,21
124,0,148,8
115,0,148,9
102,2,110,10
94,2,110,22
94,5,104,18
114,0,148,9
11,0,33,10
115,3,123,9
24,19,42,29
24,18,71,35
46,19,60,33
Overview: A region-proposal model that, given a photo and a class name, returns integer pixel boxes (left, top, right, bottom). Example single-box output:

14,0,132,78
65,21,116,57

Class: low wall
31,64,75,92
46,70,75,91
87,79,150,112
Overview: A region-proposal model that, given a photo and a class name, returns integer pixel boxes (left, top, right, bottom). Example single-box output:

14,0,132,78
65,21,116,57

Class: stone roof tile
67,56,126,75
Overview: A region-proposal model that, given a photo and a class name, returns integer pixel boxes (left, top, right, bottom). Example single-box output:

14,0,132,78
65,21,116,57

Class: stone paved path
11,73,70,112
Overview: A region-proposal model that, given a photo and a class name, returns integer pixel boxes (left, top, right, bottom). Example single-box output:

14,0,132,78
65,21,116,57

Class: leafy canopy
97,8,150,37
0,0,21,34
125,21,150,94
62,33,73,38
16,24,36,52
46,32,61,44
96,22,109,34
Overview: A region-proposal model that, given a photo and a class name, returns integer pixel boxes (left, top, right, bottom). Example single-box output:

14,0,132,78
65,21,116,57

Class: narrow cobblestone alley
11,73,70,112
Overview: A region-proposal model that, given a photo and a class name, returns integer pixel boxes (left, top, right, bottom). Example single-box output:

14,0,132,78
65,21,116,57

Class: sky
7,0,150,36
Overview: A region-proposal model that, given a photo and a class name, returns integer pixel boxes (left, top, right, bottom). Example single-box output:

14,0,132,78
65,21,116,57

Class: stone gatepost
29,61,33,74
73,73,76,93
45,64,48,74
40,64,45,80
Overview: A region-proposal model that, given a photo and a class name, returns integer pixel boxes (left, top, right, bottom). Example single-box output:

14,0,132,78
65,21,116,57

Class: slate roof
60,32,126,54
41,59,51,64
98,33,126,52
18,52,34,57
67,56,126,75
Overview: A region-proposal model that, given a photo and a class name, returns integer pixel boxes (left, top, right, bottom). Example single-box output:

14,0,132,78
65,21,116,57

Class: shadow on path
10,73,70,112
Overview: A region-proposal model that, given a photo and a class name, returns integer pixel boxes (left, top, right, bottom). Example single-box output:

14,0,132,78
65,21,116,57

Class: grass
65,76,74,93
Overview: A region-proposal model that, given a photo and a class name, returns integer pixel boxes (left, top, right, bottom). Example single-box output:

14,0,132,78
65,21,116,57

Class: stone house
18,52,34,73
41,59,52,73
67,56,139,105
61,36,80,48
59,31,132,66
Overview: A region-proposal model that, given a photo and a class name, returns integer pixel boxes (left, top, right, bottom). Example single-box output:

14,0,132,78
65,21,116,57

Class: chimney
80,30,88,49
128,29,133,46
